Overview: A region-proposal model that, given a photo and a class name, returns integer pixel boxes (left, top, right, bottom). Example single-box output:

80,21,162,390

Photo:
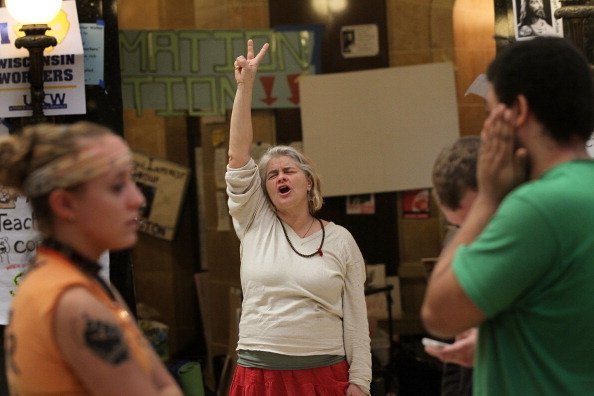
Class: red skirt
229,360,350,396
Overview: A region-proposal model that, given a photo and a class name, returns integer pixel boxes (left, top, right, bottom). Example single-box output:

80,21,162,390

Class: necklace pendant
277,215,325,259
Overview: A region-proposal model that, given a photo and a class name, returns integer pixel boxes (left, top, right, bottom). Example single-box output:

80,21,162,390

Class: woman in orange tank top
0,122,182,396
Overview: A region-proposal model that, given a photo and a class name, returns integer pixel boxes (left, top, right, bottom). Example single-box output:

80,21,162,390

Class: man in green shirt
422,37,594,395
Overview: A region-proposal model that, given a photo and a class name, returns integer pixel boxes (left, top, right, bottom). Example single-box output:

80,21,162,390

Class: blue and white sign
80,20,105,87
0,0,86,118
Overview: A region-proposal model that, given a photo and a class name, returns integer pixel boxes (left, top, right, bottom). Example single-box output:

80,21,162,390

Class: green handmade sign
119,28,321,116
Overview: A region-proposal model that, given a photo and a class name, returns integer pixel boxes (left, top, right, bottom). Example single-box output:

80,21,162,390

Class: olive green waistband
237,350,345,370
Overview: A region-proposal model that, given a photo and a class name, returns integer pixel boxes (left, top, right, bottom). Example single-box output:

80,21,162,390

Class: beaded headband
23,142,132,197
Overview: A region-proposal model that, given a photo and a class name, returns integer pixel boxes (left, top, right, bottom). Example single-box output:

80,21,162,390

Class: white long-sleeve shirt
226,158,372,392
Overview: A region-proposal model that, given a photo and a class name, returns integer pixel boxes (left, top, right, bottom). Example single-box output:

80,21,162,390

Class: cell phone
421,337,450,349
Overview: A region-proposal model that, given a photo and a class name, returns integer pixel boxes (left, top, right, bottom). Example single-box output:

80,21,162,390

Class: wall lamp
5,0,62,124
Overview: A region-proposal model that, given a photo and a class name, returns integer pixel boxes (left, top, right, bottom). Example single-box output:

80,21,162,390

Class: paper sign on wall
0,193,38,324
133,152,189,241
0,190,109,324
0,0,86,117
340,24,379,58
80,20,105,87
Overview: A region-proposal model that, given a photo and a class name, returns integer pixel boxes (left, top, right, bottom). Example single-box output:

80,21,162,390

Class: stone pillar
555,0,594,63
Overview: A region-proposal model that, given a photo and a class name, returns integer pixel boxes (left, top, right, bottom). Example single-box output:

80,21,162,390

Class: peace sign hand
234,39,269,85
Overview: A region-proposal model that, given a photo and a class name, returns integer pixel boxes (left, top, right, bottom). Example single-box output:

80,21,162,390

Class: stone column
555,0,594,63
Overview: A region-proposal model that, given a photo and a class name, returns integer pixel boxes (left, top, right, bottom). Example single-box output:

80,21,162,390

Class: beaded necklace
277,215,325,258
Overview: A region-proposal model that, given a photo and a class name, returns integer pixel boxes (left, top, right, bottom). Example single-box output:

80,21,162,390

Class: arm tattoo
82,314,130,365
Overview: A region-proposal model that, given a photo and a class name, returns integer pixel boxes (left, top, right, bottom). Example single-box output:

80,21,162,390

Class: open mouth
278,185,290,194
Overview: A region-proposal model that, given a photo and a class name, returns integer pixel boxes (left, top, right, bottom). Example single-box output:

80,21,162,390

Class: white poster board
0,194,37,323
0,191,110,324
0,0,86,117
300,62,459,197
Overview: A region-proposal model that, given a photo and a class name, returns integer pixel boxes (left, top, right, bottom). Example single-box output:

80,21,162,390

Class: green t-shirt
454,160,594,395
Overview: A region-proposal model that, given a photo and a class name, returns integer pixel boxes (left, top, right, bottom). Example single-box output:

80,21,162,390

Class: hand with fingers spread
477,104,528,205
233,39,269,86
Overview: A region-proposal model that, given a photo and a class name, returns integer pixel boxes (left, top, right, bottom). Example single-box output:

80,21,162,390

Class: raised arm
228,39,269,169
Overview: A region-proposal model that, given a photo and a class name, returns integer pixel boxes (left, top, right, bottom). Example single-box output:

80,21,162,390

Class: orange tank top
5,247,153,395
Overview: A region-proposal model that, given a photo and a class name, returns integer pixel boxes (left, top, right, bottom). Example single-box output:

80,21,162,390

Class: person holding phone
425,136,481,396
422,37,594,394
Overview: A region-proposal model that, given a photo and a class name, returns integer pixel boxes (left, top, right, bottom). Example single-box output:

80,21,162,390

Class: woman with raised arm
226,40,371,396
0,122,182,396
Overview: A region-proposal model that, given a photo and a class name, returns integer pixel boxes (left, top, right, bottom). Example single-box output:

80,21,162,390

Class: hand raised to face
477,104,528,205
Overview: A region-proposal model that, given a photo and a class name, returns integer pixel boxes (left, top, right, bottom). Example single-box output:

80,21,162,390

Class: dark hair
432,136,480,210
486,37,594,143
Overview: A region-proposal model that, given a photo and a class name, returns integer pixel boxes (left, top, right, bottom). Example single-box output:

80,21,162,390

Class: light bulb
328,0,347,13
5,0,62,24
